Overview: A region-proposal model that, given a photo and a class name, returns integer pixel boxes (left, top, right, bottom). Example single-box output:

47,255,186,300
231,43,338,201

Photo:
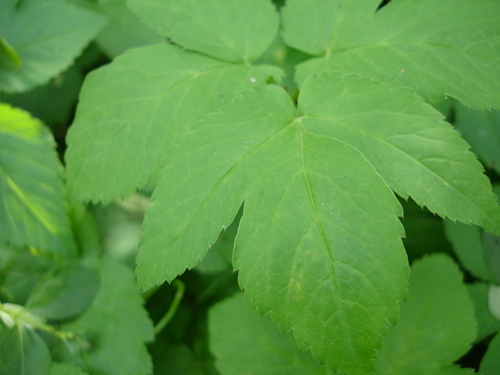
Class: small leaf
0,36,21,70
128,0,279,63
444,220,491,282
0,104,77,256
374,254,476,375
467,283,500,343
480,332,500,375
454,102,500,174
65,44,282,203
283,0,500,110
0,0,106,93
26,261,100,321
0,323,51,375
209,293,331,375
63,258,154,375
0,248,54,305
483,232,500,284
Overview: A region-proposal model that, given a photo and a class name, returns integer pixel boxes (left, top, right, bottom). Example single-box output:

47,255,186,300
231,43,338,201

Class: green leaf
0,248,54,305
65,44,282,203
483,232,500,284
128,0,279,63
0,36,21,70
480,332,500,375
0,0,106,93
25,261,99,321
137,72,500,373
454,102,500,174
137,80,408,374
95,0,165,59
297,73,500,236
444,220,491,282
62,258,154,375
49,362,88,375
0,104,76,256
282,0,500,110
0,66,84,128
374,254,476,375
489,285,500,321
150,341,203,375
209,292,331,375
0,323,51,375
467,283,500,343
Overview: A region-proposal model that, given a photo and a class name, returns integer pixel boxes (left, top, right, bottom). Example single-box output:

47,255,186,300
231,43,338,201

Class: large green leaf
374,254,476,375
209,293,331,375
282,0,500,110
137,73,500,374
62,258,154,375
65,44,282,203
297,74,500,235
0,104,76,256
128,0,279,63
0,0,106,93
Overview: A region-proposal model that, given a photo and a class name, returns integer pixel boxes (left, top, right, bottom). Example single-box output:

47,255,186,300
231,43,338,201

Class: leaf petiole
154,280,185,335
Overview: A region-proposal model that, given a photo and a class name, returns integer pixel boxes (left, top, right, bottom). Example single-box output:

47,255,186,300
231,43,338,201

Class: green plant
1,0,500,374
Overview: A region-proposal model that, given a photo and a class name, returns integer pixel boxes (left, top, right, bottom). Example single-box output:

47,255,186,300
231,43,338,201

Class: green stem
0,302,77,341
154,280,185,335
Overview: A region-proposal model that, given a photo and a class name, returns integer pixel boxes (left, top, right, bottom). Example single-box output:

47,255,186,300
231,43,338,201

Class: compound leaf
138,72,500,374
283,0,500,110
128,0,279,64
65,44,282,203
0,0,106,93
374,254,476,375
209,293,331,375
138,79,408,374
0,104,76,256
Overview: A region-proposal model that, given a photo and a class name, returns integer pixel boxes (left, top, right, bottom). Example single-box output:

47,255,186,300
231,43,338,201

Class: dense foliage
1,0,499,374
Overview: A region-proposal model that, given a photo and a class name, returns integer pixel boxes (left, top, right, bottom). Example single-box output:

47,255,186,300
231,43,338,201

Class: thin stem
0,302,77,341
154,280,185,335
